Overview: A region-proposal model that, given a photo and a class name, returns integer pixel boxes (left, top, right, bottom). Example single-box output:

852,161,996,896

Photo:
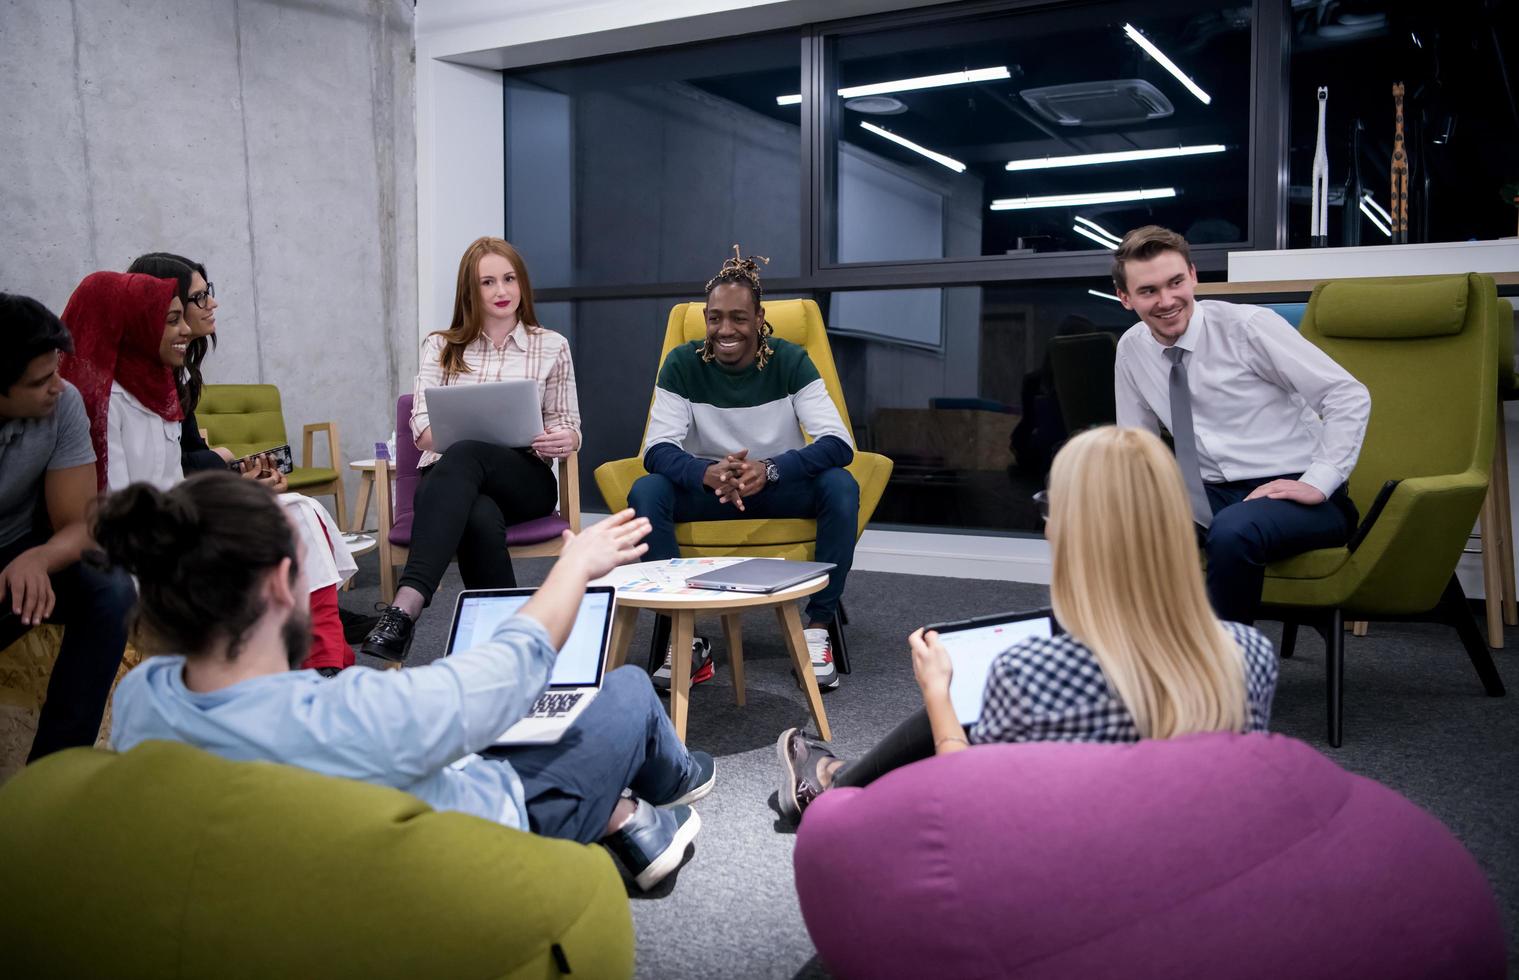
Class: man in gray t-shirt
0,293,135,762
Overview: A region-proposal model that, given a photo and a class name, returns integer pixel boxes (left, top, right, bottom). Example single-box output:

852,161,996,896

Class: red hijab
59,271,184,490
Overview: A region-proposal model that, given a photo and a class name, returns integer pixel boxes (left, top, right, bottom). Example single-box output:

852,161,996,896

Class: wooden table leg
668,610,695,743
350,471,374,533
777,604,831,741
722,613,745,706
606,606,638,671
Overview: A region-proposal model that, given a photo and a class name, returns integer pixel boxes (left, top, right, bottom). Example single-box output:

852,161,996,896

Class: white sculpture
1311,86,1329,246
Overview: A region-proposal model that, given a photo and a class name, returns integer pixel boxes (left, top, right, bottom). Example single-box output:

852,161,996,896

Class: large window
823,0,1253,262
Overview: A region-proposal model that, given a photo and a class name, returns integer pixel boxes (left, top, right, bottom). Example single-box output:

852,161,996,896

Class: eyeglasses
1032,489,1049,522
187,282,215,309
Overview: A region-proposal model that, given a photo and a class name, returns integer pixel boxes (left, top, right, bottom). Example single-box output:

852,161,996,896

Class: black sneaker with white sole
605,800,701,891
655,751,716,807
652,636,715,692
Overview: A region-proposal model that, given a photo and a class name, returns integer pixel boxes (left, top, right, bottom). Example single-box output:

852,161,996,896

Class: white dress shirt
1114,300,1371,498
107,382,181,492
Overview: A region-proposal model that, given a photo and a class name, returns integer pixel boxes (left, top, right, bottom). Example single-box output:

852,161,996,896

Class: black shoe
605,800,701,891
361,605,415,662
315,666,342,678
655,751,716,807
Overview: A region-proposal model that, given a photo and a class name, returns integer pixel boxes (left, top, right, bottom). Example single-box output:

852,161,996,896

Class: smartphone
231,444,295,475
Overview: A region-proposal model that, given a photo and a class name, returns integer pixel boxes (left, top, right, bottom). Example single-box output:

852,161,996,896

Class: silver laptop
443,586,616,745
426,379,544,453
922,609,1057,724
684,558,836,594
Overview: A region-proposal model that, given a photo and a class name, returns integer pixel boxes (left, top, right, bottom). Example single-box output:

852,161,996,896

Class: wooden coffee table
591,559,833,744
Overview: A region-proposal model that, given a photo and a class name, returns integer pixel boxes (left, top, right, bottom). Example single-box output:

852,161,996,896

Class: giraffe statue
1391,82,1409,244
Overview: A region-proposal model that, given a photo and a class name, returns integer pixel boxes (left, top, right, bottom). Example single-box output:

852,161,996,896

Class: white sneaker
803,628,839,689
652,636,715,692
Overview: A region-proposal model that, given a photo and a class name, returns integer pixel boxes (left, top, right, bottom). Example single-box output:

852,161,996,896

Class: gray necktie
1164,346,1212,528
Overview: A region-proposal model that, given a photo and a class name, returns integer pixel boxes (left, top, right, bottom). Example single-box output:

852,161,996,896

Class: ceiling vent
1020,79,1175,127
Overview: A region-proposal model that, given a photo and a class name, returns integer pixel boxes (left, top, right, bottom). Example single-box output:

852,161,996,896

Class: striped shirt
969,621,1278,745
410,324,580,469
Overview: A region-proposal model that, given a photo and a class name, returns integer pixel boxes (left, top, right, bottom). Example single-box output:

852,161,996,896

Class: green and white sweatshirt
641,339,854,492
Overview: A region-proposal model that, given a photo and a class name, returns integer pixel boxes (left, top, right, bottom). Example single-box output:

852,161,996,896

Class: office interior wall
0,0,416,508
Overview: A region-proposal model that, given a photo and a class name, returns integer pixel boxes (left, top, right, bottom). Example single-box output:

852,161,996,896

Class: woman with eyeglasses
776,425,1280,822
113,252,356,675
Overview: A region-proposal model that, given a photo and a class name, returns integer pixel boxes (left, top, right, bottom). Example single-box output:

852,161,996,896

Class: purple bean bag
793,733,1503,979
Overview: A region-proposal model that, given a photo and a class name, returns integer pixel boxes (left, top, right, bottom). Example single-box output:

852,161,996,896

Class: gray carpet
342,556,1519,978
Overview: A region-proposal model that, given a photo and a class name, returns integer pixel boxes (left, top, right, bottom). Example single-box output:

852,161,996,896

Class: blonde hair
432,237,541,381
1047,426,1247,738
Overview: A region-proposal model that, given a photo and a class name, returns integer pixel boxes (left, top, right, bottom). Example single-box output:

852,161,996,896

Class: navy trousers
1203,474,1359,625
628,468,860,624
0,531,135,762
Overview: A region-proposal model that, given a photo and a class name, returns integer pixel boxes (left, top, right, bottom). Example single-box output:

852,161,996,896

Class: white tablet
923,609,1058,725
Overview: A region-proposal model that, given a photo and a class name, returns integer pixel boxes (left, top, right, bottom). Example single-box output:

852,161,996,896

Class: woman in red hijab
58,271,190,492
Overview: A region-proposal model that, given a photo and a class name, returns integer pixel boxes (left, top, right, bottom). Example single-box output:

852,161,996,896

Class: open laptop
922,609,1058,725
685,558,836,594
442,586,616,745
426,379,544,453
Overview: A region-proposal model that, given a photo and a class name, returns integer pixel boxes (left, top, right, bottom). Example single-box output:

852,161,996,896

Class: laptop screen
446,588,613,688
932,610,1056,725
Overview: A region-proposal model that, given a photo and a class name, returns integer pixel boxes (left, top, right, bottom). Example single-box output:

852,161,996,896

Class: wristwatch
763,459,780,484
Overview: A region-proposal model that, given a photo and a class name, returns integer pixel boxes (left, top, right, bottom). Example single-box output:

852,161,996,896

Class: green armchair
198,384,348,529
1262,274,1507,746
0,741,635,978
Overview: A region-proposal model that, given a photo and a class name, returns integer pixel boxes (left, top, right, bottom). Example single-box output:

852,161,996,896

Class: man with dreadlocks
629,248,858,690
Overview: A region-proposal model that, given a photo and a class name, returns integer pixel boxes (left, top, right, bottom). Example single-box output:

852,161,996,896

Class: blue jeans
628,468,860,623
1204,475,1358,625
500,667,697,843
0,531,135,762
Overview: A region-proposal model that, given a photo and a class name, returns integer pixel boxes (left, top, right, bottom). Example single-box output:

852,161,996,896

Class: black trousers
833,708,940,789
397,440,558,603
0,532,135,762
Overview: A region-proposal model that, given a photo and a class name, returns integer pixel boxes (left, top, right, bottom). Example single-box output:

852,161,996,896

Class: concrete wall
0,0,417,513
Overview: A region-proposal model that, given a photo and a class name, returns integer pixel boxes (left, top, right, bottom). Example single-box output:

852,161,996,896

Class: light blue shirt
110,614,556,831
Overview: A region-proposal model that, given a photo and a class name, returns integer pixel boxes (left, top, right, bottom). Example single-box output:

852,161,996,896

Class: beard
281,609,313,670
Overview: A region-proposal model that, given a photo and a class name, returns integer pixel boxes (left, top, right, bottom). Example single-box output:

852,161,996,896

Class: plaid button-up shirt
410,324,581,469
969,620,1278,744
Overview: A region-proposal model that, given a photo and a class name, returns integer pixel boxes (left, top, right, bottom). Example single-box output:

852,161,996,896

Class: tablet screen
934,613,1055,724
450,591,611,687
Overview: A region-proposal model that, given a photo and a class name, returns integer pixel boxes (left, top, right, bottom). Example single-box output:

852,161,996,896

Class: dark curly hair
92,471,300,660
703,245,775,370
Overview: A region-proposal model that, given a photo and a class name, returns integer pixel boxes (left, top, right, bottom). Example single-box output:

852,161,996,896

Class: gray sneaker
776,728,838,822
652,636,715,691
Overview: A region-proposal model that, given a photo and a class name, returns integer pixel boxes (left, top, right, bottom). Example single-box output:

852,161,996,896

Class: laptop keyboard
529,691,585,719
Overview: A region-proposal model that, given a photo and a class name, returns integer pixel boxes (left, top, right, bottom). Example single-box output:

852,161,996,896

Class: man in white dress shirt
1112,226,1371,624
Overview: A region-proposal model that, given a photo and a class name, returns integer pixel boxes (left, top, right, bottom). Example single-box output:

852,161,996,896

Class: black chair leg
1440,575,1507,696
827,612,851,675
1326,608,1345,748
1279,622,1298,659
838,601,849,627
647,613,672,675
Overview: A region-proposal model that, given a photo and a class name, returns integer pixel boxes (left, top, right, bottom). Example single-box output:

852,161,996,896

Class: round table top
590,558,827,611
350,458,380,471
341,532,378,557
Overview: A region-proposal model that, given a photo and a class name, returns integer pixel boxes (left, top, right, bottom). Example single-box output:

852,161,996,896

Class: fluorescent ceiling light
776,66,1010,106
860,121,965,173
1073,225,1118,250
1359,195,1393,237
1123,24,1212,105
1074,216,1123,245
989,187,1177,211
1006,144,1226,172
1088,289,1123,303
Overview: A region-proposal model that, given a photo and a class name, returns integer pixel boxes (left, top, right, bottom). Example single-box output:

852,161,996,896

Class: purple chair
794,733,1504,979
376,394,580,601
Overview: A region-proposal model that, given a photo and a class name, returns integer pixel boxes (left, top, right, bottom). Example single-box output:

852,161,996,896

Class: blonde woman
778,426,1278,820
362,238,581,662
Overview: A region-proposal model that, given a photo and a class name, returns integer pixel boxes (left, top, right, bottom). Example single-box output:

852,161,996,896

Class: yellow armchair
594,299,893,559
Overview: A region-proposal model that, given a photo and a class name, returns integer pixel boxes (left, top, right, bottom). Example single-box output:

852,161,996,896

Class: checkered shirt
410,325,580,469
969,621,1278,744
